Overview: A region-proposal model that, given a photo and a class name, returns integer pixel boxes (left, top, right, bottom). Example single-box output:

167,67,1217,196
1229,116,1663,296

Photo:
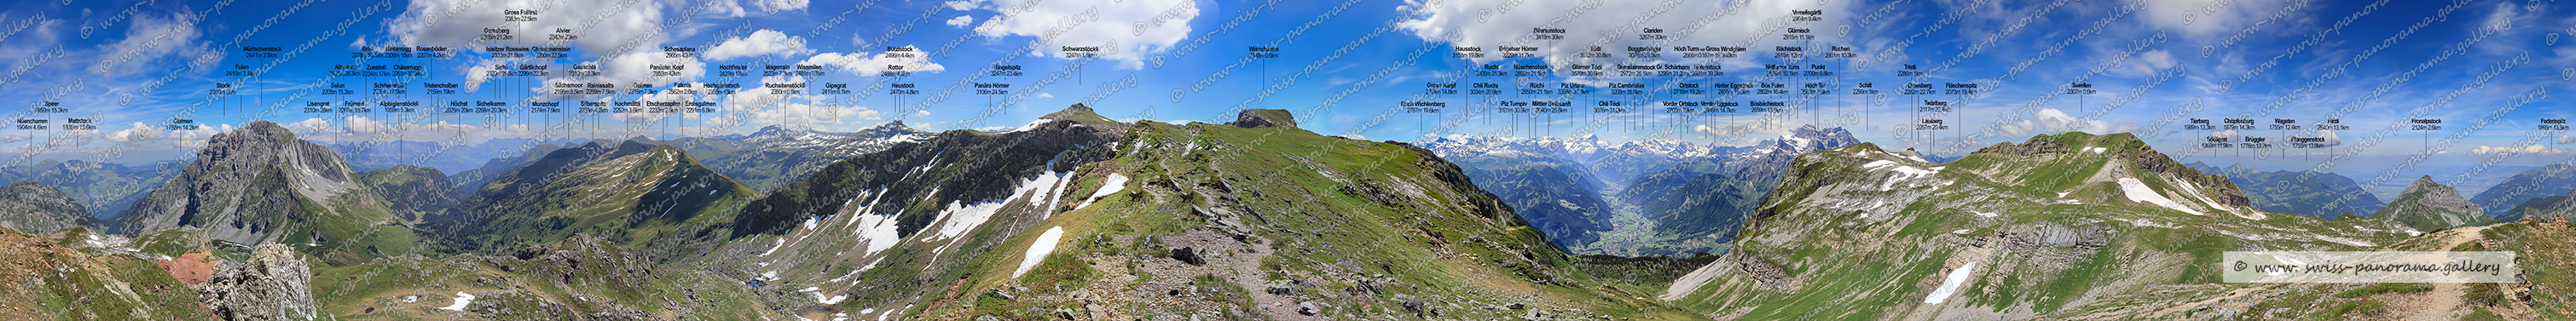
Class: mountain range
1418,125,1859,255
1662,132,2426,319
7,111,2573,320
2185,163,2385,219
2474,163,2576,222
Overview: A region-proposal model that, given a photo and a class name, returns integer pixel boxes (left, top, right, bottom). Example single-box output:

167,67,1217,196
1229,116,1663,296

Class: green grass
2335,283,2433,298
2314,300,2386,318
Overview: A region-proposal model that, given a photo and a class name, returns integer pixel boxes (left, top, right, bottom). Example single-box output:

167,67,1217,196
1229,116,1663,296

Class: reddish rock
158,252,213,286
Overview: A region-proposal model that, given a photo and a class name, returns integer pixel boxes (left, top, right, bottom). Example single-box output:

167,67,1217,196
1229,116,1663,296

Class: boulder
1169,246,1206,266
197,244,315,321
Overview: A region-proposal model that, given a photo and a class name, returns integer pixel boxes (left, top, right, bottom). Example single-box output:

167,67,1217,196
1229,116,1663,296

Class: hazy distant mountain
1419,125,1857,255
0,181,91,233
0,159,182,220
2472,164,2576,221
2186,163,2385,219
677,122,932,192
330,137,582,173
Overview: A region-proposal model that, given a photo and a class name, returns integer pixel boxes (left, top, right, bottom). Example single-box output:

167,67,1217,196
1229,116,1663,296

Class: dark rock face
1169,246,1206,266
1229,109,1297,129
0,181,90,233
197,244,315,321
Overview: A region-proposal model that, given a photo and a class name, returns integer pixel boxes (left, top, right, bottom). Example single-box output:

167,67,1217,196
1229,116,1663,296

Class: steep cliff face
0,181,92,233
110,121,410,264
1664,133,2415,320
197,244,315,321
2374,176,2494,231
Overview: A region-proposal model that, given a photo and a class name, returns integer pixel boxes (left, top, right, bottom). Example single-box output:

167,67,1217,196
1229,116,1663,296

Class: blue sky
0,0,2572,183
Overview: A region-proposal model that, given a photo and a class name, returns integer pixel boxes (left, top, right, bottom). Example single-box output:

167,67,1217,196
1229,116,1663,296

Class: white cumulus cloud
947,15,975,27
704,30,812,60
800,47,946,75
970,0,1198,68
1995,108,2141,137
1397,0,1852,66
104,123,163,142
2474,145,2560,155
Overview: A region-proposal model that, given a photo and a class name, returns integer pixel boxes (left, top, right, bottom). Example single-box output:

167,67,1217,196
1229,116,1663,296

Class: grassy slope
907,121,1706,320
2039,221,2576,320
1671,134,2415,320
449,145,760,258
0,227,211,320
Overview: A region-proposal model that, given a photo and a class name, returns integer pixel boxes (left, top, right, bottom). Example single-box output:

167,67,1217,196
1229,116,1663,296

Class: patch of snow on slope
1861,160,1943,190
1013,226,1068,278
2083,146,2108,154
925,168,1070,241
2315,236,2376,247
440,292,477,311
1008,118,1054,132
1924,262,1977,304
757,238,787,256
800,287,849,305
1973,211,1999,218
847,212,905,257
1074,174,1131,210
2116,177,2204,215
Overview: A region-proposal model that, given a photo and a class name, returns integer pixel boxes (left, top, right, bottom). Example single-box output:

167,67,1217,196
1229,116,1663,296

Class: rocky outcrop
2375,176,2494,231
112,120,391,246
197,244,315,321
1229,109,1298,129
0,181,91,233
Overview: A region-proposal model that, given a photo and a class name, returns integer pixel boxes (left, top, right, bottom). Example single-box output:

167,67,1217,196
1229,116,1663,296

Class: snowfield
440,291,477,311
1861,160,1944,190
1074,174,1130,210
1924,262,1977,304
1014,226,1068,278
2117,177,2204,215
